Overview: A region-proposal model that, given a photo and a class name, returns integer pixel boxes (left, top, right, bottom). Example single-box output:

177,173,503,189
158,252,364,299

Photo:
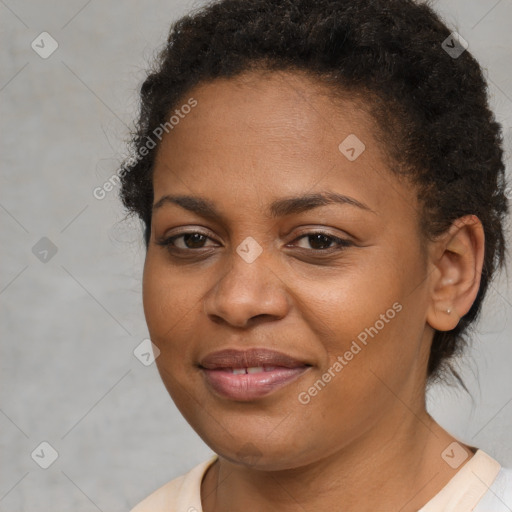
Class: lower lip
201,367,309,401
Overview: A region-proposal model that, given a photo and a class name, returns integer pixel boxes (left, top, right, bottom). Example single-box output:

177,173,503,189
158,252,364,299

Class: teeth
230,367,266,374
247,366,264,374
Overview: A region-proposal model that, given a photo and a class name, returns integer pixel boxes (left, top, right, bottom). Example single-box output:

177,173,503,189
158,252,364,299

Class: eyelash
155,230,353,255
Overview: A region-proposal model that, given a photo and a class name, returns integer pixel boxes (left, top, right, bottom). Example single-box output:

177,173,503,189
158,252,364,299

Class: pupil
185,233,205,248
310,234,331,250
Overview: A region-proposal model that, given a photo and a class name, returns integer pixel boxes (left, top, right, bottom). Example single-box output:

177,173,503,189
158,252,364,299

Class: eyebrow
152,191,376,219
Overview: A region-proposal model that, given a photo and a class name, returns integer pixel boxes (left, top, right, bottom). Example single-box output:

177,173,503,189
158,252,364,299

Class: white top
130,449,512,511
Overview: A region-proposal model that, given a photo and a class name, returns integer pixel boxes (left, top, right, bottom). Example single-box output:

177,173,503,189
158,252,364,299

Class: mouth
198,348,311,401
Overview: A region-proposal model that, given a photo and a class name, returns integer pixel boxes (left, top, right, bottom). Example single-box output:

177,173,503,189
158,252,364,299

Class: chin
200,430,322,471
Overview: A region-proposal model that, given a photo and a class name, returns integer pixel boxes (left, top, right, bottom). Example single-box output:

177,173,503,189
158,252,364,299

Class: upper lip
199,348,309,370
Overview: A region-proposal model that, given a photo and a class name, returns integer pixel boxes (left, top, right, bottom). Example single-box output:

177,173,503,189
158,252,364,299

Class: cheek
296,258,402,352
142,252,200,339
299,262,420,400
142,254,206,400
292,301,414,459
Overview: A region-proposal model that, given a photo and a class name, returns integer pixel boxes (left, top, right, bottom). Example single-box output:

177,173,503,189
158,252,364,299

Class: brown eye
178,233,208,249
156,231,217,251
292,232,352,252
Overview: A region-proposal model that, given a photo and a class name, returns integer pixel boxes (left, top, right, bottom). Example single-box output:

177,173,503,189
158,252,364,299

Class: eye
156,231,218,251
290,231,352,252
156,230,352,254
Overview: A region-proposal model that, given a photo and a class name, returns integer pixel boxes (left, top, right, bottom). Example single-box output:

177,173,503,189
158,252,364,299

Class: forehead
162,69,373,156
152,70,418,222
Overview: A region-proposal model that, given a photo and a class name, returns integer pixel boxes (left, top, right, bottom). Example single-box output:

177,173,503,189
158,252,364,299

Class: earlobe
426,215,485,332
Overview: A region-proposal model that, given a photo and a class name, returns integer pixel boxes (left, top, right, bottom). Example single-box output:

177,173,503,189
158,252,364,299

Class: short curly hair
119,0,509,387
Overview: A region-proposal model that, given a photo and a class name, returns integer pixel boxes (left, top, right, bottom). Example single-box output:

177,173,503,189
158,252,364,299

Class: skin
142,69,485,511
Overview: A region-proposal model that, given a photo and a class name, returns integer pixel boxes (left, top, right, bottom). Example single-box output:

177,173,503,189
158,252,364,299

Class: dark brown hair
119,0,509,387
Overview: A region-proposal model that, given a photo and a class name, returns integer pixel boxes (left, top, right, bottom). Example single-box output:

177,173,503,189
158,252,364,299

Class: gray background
1,0,511,510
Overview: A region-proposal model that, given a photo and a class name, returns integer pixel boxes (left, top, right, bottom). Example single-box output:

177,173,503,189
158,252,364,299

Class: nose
202,248,291,328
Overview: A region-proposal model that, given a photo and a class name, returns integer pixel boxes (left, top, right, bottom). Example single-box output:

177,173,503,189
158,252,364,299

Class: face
143,70,434,470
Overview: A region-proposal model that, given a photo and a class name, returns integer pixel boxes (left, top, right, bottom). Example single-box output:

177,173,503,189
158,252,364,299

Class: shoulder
129,455,218,512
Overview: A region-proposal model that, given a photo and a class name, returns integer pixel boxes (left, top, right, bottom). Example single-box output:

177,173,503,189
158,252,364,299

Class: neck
201,409,474,512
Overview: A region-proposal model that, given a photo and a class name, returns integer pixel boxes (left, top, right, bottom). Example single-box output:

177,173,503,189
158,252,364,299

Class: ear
426,215,485,332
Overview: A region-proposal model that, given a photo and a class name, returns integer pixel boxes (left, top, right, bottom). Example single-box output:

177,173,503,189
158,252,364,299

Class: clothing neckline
194,449,501,512
418,448,502,511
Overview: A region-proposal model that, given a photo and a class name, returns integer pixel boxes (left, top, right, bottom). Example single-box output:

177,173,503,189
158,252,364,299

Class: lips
199,348,308,370
199,348,311,401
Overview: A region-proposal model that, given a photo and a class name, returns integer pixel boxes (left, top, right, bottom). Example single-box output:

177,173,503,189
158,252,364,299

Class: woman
121,0,512,510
